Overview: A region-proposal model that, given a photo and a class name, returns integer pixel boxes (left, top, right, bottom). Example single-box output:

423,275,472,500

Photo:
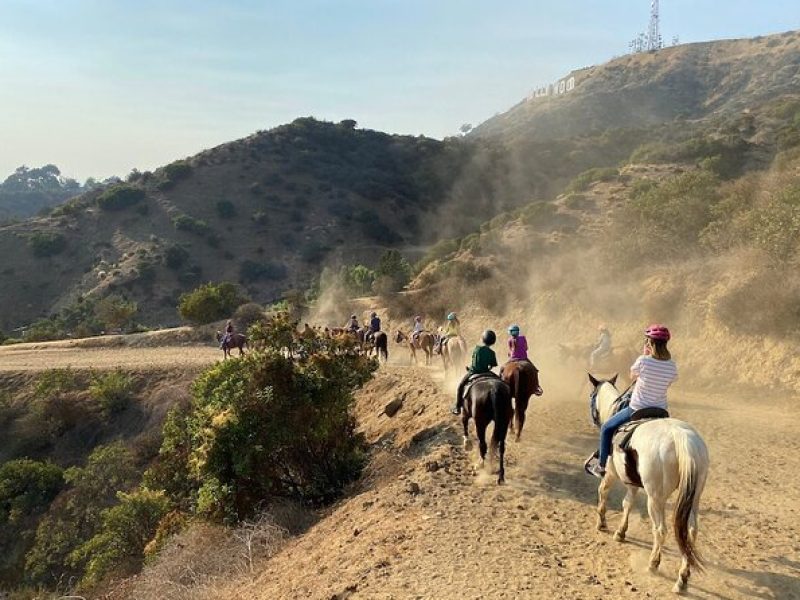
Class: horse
461,376,513,484
370,331,388,363
587,374,710,594
216,331,247,358
500,360,542,442
395,329,435,366
440,335,466,373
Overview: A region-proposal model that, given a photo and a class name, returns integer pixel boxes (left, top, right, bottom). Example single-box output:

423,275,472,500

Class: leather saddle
612,407,670,487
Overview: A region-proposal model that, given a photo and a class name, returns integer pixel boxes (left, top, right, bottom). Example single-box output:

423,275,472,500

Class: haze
0,0,796,180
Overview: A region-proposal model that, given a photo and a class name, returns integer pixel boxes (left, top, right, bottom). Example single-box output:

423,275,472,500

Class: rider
451,329,498,415
345,314,360,333
437,312,461,353
220,319,234,348
589,324,612,369
366,311,381,342
412,315,425,344
586,324,677,479
506,324,529,361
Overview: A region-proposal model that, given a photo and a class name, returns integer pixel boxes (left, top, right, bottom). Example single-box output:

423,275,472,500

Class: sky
0,1,797,180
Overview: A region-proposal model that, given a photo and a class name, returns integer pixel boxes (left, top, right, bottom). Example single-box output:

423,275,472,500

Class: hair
648,338,671,360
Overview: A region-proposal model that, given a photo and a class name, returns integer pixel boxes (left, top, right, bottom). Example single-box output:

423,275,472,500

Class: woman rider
437,312,461,353
586,324,677,479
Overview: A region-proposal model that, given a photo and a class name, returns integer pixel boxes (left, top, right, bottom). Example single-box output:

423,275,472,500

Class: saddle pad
462,373,499,398
613,411,670,450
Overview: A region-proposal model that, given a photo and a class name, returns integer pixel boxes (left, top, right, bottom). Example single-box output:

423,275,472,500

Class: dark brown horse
216,331,247,358
500,360,543,442
395,329,435,365
369,331,388,362
461,376,513,484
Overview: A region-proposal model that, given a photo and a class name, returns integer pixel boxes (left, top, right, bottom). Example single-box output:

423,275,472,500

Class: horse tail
489,383,512,452
672,425,707,571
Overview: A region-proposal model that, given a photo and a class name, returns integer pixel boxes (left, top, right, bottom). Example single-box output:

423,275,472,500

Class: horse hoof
672,582,687,595
596,522,607,532
649,562,660,574
515,434,521,443
613,531,626,542
463,438,472,451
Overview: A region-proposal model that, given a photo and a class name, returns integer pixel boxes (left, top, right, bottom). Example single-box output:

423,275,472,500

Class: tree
0,460,63,525
95,295,138,330
374,250,412,293
178,282,249,325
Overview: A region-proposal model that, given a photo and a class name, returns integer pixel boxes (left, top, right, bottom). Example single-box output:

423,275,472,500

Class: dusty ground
219,359,800,600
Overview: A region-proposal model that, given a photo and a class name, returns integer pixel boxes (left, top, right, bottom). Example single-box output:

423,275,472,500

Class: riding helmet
371,312,377,318
508,324,520,336
645,324,671,341
482,329,497,345
351,314,357,319
415,315,422,321
447,312,456,321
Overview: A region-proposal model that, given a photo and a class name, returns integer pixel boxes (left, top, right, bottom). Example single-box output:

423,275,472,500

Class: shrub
0,460,63,525
173,214,211,236
34,368,83,399
519,201,556,227
216,200,237,219
23,317,64,341
161,161,193,182
339,264,375,296
566,167,619,193
96,185,146,211
89,370,136,415
238,260,288,283
163,244,190,270
95,294,138,330
25,443,138,586
232,303,267,331
148,314,376,522
71,489,169,587
178,282,249,324
374,250,412,293
29,232,66,257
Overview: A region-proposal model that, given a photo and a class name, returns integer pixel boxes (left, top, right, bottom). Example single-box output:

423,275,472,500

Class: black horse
461,376,513,484
371,331,388,362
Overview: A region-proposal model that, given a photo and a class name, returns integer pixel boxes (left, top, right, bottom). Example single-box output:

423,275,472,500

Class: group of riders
221,309,678,483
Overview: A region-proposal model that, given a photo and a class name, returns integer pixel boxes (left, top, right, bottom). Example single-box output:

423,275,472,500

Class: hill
0,165,90,220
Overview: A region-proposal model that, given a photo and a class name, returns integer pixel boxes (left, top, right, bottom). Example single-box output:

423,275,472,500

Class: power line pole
647,0,663,51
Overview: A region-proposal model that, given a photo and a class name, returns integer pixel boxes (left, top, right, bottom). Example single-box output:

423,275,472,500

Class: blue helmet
508,324,520,336
447,312,456,321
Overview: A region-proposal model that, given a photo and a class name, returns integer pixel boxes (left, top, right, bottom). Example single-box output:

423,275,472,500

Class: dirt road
227,361,800,600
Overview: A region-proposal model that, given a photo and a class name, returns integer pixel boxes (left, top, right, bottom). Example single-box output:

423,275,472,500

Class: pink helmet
415,315,422,321
645,324,671,341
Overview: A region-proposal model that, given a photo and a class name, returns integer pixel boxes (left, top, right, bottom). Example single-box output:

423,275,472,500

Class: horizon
1,0,797,181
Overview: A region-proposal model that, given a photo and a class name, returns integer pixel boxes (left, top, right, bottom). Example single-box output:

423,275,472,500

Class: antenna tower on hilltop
646,0,663,51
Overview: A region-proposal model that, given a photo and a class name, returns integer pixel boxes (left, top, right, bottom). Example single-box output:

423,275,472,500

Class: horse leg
514,396,529,442
475,417,489,470
596,470,615,531
647,494,667,573
461,411,472,451
614,485,639,542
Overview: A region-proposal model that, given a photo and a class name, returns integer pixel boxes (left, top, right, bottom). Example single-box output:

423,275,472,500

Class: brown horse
500,360,543,442
216,331,247,358
440,335,466,373
395,329,435,365
461,376,513,484
366,331,388,362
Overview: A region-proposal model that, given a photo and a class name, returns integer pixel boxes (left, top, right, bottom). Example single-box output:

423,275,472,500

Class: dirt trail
224,360,800,600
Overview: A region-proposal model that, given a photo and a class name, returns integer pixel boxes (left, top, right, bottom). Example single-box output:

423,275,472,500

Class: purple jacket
508,335,528,360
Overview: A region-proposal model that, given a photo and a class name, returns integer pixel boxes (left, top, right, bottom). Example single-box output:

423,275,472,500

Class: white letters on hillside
527,75,577,101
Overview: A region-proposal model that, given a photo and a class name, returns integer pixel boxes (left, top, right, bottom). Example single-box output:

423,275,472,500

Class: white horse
588,374,710,594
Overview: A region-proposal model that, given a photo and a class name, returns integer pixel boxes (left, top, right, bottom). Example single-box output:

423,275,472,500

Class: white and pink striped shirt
629,355,678,411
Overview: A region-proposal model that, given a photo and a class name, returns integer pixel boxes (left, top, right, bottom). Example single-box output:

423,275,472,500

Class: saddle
462,372,499,399
612,407,670,487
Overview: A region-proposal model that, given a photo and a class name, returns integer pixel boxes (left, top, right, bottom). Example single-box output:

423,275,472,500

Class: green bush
71,488,169,587
0,460,63,525
96,185,145,211
161,160,193,182
374,250,412,293
216,200,237,219
232,302,267,331
24,443,138,586
89,370,136,415
23,317,64,341
173,213,211,235
163,244,190,270
34,368,83,399
147,314,376,522
519,201,557,227
95,294,138,330
239,260,288,283
338,264,375,296
178,282,249,324
566,167,619,193
29,232,66,257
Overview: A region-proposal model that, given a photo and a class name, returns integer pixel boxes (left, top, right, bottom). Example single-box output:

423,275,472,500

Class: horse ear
587,373,600,387
609,374,618,386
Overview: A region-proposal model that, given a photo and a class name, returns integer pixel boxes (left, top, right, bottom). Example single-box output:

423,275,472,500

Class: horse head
215,331,222,342
395,330,405,344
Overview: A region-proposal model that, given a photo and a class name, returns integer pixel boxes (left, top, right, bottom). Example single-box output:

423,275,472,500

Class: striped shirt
629,355,678,411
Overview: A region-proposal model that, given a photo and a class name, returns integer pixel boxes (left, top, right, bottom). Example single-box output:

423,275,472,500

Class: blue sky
0,0,797,180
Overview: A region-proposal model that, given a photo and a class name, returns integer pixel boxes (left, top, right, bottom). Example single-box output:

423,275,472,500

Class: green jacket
469,345,497,374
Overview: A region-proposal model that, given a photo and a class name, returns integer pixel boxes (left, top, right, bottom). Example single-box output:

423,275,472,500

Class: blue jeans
598,406,633,468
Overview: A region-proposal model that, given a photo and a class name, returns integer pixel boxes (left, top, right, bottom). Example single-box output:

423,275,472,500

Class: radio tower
646,0,663,51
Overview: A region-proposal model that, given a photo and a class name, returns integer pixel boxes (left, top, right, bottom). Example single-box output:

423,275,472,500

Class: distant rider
220,319,234,348
367,311,381,342
412,315,425,344
586,324,678,479
506,324,529,361
589,324,612,369
437,312,461,354
451,329,498,415
346,314,360,333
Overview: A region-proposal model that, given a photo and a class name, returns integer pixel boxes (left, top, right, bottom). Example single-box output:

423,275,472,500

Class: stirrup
583,452,599,474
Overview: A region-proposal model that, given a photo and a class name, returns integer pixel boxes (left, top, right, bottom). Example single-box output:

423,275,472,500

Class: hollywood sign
528,76,576,100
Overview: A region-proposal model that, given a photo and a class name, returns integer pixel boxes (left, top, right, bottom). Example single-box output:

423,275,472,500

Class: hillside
0,165,89,220
474,30,800,142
